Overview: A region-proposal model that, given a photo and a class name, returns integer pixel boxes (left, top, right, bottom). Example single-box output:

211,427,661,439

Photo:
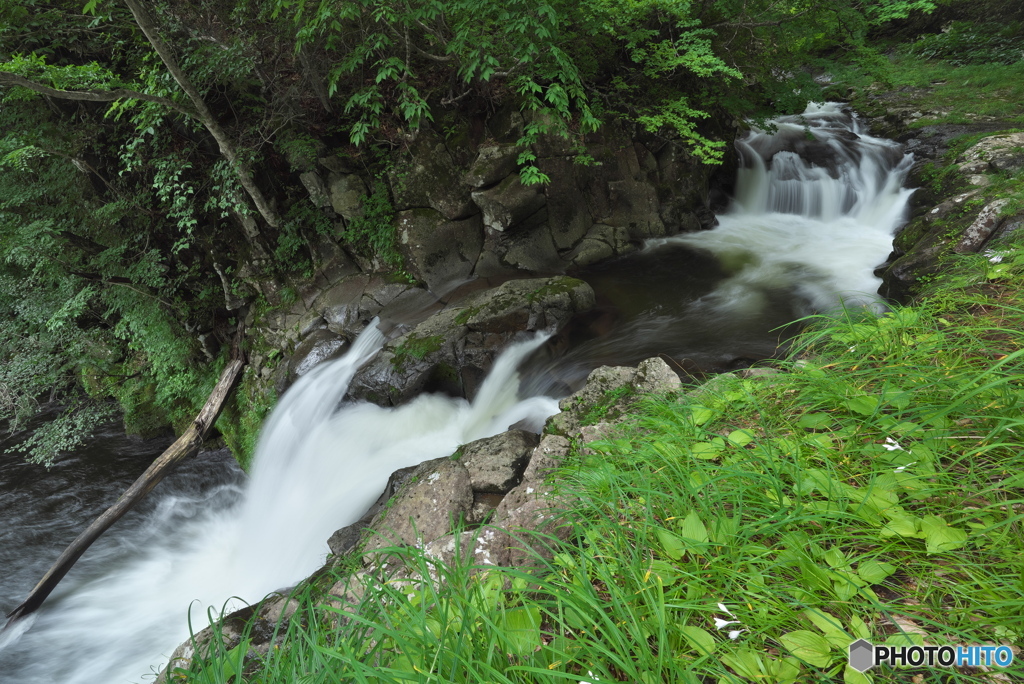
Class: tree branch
122,0,281,229
0,71,193,115
3,349,247,627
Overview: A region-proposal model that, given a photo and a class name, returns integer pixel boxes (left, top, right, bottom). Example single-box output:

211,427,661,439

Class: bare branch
122,0,281,228
0,71,193,115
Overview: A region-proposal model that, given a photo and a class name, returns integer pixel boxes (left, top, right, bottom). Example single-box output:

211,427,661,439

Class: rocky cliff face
221,112,726,453
866,113,1024,301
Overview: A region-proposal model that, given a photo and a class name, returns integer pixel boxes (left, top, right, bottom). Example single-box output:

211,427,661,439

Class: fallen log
4,355,246,627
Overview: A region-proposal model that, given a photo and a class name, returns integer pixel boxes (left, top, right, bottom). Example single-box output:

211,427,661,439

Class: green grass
840,57,1024,127
172,243,1024,683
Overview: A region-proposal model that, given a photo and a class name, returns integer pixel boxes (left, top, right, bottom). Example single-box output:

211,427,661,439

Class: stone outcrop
160,354,688,679
348,276,595,406
878,129,1024,301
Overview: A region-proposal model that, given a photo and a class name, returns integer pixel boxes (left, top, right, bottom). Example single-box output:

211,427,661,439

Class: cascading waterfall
0,325,557,684
0,102,912,684
652,102,913,316
525,102,913,390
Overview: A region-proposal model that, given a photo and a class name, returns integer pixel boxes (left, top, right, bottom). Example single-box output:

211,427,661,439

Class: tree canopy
0,0,941,464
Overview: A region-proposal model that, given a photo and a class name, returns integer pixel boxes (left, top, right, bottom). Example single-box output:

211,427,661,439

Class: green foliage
271,0,910,169
391,334,444,371
904,21,1024,65
337,180,402,268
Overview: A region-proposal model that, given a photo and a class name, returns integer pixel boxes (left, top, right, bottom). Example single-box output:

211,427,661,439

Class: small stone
460,430,539,493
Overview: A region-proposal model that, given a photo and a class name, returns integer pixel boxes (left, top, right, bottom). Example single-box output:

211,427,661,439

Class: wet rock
328,172,368,220
349,276,595,406
464,145,522,188
396,209,483,293
156,593,299,683
327,464,422,556
958,132,1024,176
289,328,349,381
564,223,632,267
315,274,370,334
363,458,474,560
606,178,667,240
483,434,573,567
548,365,635,437
460,430,539,493
954,199,1010,253
471,174,547,233
632,357,682,394
358,278,417,320
422,530,482,568
537,156,594,250
299,170,332,209
390,132,476,220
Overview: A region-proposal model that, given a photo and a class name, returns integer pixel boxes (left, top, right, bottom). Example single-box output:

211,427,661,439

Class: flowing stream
0,103,912,683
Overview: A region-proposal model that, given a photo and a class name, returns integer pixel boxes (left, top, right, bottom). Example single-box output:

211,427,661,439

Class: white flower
894,461,917,473
728,629,745,640
714,617,739,629
717,602,736,617
883,437,904,452
580,671,600,684
848,346,857,353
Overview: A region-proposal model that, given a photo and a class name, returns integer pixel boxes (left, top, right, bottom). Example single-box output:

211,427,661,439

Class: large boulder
390,131,477,220
958,132,1024,178
348,276,595,406
362,457,474,561
464,144,523,188
327,172,368,220
396,209,483,293
471,173,547,233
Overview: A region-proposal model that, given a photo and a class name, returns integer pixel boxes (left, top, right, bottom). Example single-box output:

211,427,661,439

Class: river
0,102,912,683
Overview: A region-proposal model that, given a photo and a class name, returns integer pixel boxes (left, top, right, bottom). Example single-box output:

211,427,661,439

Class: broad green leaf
920,515,968,553
824,547,848,569
846,395,879,415
220,637,250,681
689,405,716,426
768,656,802,684
721,647,764,679
849,615,871,640
679,625,716,655
844,665,873,684
727,428,755,447
646,559,682,586
857,559,897,584
503,605,541,655
780,630,833,668
690,442,721,459
880,515,919,538
797,412,832,429
803,433,834,450
656,528,686,560
885,631,925,647
680,510,710,544
804,609,847,640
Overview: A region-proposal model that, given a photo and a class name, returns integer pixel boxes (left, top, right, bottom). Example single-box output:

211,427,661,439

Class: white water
651,102,913,316
1,102,911,683
0,324,558,684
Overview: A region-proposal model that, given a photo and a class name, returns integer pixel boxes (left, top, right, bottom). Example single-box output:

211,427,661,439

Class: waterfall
0,325,557,684
651,102,913,316
0,102,911,683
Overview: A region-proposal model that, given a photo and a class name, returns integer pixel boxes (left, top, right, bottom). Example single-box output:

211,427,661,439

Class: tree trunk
3,356,247,628
122,0,282,229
